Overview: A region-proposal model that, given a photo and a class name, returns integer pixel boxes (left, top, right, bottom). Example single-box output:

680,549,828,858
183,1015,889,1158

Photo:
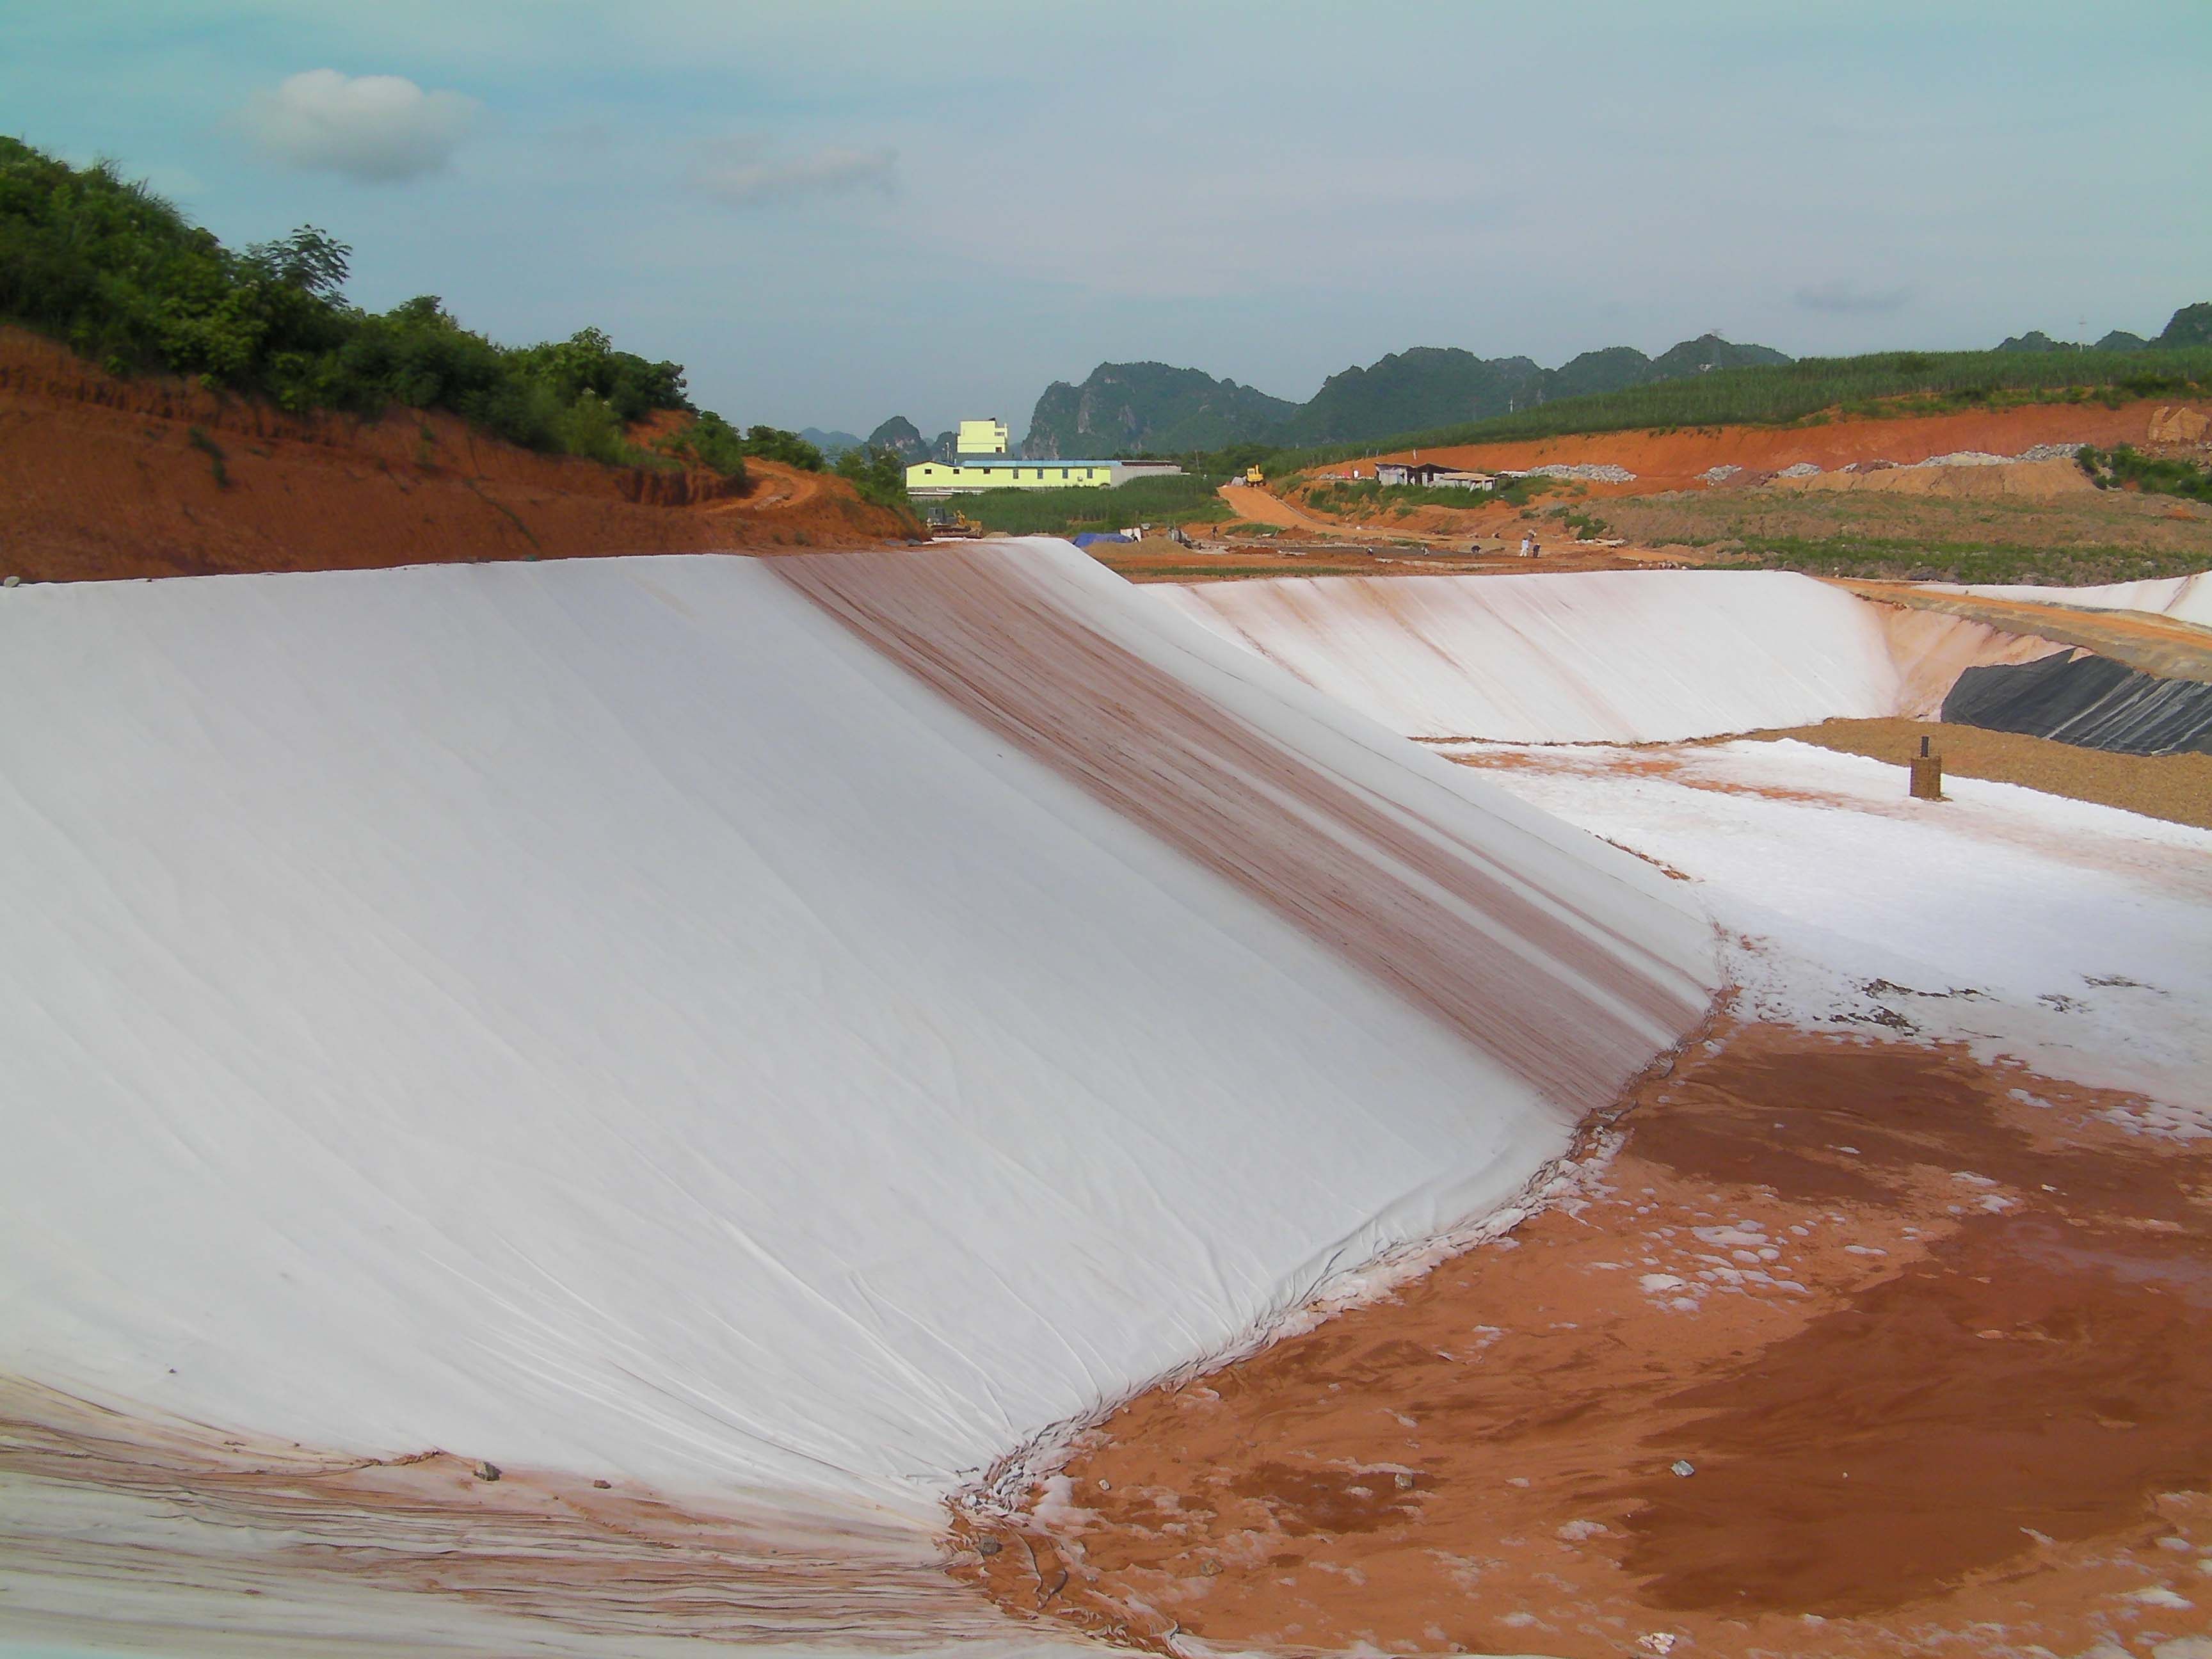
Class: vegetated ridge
1020,335,1787,458
1271,307,2212,474
0,138,919,579
0,136,764,479
1022,307,2212,470
1023,362,1301,459
799,425,866,458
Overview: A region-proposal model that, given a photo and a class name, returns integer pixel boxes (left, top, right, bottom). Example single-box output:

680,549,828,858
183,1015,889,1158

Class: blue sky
6,0,2208,438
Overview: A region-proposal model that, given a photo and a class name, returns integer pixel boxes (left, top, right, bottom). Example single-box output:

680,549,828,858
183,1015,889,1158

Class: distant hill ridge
824,303,2212,469
1018,304,2212,460
1020,333,1790,458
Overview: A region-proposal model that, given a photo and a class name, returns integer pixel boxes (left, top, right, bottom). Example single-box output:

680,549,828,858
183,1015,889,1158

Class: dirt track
959,1022,2212,1658
1218,482,1340,531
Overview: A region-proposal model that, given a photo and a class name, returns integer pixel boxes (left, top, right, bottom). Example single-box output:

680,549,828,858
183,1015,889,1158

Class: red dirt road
958,1022,2212,1658
1219,482,1340,531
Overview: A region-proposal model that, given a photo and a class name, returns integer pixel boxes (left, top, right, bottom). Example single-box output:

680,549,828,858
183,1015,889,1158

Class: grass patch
1596,474,2212,584
954,473,1231,535
186,424,228,488
1715,533,2208,586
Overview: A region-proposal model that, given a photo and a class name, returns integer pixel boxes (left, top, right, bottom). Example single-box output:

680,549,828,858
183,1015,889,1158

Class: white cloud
243,70,478,182
1794,278,1912,316
689,137,897,208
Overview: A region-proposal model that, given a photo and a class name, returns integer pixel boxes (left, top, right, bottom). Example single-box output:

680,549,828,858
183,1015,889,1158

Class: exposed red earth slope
958,1021,2212,1659
0,327,907,582
1335,399,2212,497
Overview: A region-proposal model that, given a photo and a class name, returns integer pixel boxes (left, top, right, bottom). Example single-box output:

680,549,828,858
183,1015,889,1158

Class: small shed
1376,462,1493,490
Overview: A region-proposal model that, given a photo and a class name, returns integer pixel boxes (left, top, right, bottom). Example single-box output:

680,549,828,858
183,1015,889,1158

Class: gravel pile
1911,444,2081,469
1522,463,1638,483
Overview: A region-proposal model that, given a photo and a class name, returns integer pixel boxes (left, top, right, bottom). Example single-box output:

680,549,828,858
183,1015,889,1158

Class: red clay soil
0,327,908,582
1332,399,2211,499
956,1021,2212,1658
3,1378,1009,1647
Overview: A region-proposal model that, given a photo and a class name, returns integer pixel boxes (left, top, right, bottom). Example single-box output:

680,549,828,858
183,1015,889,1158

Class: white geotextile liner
1448,738,2212,1111
0,548,1713,1524
1931,570,2212,629
1154,568,1927,744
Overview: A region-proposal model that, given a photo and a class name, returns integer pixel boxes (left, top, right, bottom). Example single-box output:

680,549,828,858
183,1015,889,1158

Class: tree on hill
1546,345,1653,401
1277,348,1546,444
865,415,932,460
1271,335,1793,445
2157,302,2212,350
739,426,825,470
0,136,746,474
1646,333,1792,376
1022,362,1298,458
1015,335,1796,455
799,427,863,458
833,444,911,515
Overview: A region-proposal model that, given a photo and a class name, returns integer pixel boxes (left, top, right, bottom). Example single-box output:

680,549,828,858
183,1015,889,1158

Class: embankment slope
1154,569,2064,744
0,541,1716,1646
0,327,906,580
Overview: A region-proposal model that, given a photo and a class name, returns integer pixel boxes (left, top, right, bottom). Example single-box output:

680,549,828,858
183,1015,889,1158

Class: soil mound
0,326,908,582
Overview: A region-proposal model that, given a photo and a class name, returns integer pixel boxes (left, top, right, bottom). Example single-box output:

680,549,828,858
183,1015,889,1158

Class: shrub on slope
2080,443,2212,505
0,136,742,476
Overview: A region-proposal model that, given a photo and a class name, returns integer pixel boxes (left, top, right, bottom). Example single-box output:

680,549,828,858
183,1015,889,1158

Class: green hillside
1265,330,2212,474
1022,333,1796,457
0,136,754,476
1022,362,1297,458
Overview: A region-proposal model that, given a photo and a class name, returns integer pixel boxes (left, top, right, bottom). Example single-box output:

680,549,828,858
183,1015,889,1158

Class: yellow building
956,417,1009,456
907,458,1114,494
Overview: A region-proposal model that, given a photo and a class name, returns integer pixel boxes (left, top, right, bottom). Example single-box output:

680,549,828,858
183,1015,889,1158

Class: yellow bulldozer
926,507,984,538
1242,465,1265,486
